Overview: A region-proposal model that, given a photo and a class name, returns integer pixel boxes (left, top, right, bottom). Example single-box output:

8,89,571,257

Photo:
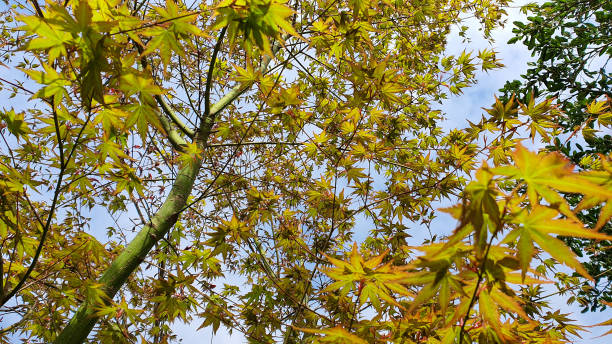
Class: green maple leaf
505,206,612,280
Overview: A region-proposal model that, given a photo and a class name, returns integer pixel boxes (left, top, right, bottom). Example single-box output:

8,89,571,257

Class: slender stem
135,42,190,150
29,0,44,17
110,11,201,37
531,268,612,302
348,284,362,331
0,110,64,306
53,109,65,168
458,205,508,343
1,108,93,306
283,101,366,342
206,141,303,148
203,27,227,124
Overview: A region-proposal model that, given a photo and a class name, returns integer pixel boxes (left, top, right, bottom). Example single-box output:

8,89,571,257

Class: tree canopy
0,0,611,343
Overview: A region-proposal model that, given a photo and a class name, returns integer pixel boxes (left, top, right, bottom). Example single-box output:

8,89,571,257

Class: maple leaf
19,14,73,62
214,0,299,55
321,244,414,310
22,65,71,105
493,144,612,221
505,206,612,280
575,157,612,230
0,109,31,141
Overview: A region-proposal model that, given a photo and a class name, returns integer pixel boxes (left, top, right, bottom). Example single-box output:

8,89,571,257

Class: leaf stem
458,204,508,343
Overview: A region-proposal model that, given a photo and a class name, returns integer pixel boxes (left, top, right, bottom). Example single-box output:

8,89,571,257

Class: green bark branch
208,52,274,118
54,158,203,343
54,27,230,344
155,95,195,138
154,103,188,152
136,44,192,151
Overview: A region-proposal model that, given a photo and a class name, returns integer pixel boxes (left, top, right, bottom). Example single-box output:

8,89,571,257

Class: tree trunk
54,157,202,343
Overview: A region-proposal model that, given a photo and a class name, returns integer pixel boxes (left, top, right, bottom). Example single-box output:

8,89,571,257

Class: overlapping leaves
315,146,612,342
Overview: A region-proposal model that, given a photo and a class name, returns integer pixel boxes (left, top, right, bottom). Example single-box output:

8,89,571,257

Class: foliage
500,0,612,312
0,0,610,343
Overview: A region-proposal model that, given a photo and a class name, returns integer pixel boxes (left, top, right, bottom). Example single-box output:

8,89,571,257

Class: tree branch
29,0,44,17
154,104,188,152
155,95,195,138
206,141,303,148
202,26,228,132
134,43,192,151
